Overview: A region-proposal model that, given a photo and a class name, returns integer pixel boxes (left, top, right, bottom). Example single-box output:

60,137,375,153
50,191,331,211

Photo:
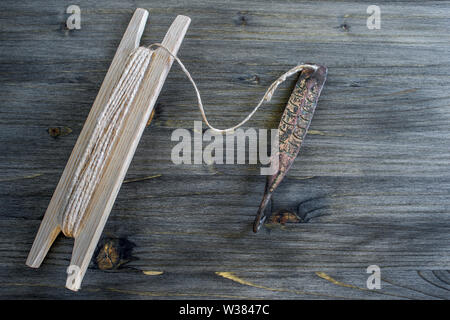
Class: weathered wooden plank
1,266,449,299
0,0,449,299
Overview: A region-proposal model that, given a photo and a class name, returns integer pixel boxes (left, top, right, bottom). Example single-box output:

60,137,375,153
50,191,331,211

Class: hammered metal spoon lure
253,64,328,232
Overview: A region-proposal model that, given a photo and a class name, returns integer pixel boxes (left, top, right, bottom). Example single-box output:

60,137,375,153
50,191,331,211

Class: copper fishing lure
253,64,328,232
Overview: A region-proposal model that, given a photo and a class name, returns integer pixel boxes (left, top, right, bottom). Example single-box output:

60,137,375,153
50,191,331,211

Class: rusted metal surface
253,64,328,232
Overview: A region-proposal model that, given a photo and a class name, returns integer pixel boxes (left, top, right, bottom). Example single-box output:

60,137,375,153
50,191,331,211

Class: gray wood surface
0,0,449,299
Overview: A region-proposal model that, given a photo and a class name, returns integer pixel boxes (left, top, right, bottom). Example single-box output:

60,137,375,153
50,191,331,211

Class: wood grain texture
0,0,449,299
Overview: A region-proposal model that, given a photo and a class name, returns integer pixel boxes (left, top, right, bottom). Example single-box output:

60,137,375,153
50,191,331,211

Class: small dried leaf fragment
143,270,163,276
